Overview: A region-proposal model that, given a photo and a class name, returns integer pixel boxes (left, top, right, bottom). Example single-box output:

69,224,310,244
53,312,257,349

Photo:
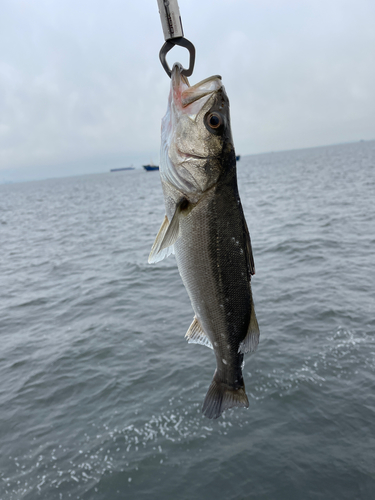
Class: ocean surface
1,140,374,500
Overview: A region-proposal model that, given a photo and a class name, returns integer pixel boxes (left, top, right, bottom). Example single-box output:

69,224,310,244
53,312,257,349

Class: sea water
0,140,374,499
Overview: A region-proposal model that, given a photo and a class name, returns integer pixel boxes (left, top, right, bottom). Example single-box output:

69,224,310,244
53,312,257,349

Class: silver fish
149,64,259,419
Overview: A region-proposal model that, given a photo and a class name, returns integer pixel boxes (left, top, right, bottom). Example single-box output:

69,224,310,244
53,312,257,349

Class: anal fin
185,316,213,350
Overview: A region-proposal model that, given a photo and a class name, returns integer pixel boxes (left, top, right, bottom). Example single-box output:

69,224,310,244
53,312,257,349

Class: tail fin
202,372,249,419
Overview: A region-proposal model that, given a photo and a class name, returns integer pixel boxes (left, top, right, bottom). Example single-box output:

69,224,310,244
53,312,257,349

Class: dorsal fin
243,216,255,278
238,298,260,354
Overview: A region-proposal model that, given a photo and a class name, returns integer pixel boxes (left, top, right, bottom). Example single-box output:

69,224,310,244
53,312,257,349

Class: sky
0,0,374,182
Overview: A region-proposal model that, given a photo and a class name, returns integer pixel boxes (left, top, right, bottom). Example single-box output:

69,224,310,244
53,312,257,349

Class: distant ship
110,166,135,172
236,155,241,161
143,164,159,171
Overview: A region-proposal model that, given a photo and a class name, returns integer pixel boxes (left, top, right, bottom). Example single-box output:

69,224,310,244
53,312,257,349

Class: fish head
160,63,235,197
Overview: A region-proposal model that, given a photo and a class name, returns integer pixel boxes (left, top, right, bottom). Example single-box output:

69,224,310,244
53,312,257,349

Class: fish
148,63,259,419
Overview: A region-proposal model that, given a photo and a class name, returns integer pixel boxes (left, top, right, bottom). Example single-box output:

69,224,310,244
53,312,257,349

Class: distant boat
143,165,159,171
236,155,241,161
110,167,135,172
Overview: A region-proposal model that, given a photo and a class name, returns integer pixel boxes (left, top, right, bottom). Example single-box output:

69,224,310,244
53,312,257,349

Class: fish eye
207,112,223,129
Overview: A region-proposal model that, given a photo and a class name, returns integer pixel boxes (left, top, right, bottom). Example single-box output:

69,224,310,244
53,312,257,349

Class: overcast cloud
0,0,374,182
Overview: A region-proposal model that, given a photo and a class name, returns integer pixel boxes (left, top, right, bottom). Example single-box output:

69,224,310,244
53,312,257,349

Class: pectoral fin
238,299,260,354
148,198,190,264
148,205,181,264
160,206,181,249
185,316,213,350
148,215,175,263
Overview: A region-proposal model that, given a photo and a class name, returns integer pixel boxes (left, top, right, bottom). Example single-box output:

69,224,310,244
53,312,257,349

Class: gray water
1,140,374,500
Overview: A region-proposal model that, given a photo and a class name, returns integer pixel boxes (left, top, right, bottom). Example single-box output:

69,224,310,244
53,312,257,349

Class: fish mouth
181,76,222,107
171,64,222,109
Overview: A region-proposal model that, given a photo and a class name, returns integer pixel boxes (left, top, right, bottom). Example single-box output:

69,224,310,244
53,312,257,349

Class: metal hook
159,37,196,78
